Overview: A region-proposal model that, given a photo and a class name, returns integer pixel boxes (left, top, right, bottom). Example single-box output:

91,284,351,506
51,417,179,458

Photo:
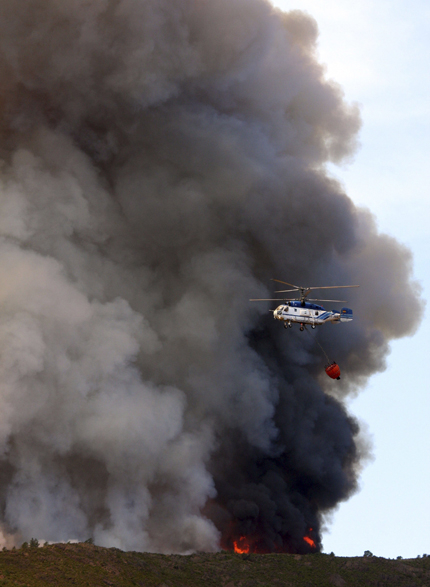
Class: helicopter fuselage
273,300,353,328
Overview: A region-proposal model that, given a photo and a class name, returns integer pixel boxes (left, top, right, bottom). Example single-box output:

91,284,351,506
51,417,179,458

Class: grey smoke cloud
0,0,422,553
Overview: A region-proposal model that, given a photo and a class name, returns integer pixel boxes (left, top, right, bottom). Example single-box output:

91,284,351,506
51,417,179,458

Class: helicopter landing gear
300,324,304,332
284,321,293,329
289,322,292,328
284,322,288,329
311,324,316,329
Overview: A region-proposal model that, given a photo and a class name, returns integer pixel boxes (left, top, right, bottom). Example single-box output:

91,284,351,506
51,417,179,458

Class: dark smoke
0,0,422,552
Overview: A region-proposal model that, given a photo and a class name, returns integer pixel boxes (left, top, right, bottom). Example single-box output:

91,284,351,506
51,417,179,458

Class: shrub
29,538,39,548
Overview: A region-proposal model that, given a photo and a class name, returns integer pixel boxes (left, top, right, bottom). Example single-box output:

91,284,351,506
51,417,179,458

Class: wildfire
233,537,250,554
226,529,317,554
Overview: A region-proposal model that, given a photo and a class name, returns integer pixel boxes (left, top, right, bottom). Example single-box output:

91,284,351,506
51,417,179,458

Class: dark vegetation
0,543,428,586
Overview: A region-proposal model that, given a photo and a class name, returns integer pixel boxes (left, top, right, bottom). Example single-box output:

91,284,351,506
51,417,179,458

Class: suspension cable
304,326,330,363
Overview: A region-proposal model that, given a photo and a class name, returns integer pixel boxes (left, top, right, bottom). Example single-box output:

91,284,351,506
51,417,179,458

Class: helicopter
250,279,359,331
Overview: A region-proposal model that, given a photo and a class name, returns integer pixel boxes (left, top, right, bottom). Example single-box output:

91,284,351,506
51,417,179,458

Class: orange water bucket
325,362,341,380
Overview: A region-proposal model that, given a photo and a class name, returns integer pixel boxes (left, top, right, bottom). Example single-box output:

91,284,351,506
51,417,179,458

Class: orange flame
303,536,316,548
233,537,250,554
303,528,316,548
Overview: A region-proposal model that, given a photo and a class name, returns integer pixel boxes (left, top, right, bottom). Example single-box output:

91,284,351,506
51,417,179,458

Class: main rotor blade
307,298,347,302
271,279,300,289
306,285,360,290
274,289,298,293
250,298,291,302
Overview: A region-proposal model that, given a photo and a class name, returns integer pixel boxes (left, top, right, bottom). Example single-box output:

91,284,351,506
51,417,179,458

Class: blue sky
271,0,430,558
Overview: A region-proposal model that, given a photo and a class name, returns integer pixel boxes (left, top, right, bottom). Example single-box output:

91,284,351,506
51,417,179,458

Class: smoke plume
0,0,422,553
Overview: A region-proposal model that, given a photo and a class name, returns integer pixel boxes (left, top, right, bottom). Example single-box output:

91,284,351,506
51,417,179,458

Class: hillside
0,543,428,586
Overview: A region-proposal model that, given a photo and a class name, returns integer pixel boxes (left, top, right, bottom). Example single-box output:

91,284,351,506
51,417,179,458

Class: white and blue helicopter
251,279,359,331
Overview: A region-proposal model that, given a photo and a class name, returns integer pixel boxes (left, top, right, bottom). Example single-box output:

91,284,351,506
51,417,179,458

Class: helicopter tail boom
340,307,353,322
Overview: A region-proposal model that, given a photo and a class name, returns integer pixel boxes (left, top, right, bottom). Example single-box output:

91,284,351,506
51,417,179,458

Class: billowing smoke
0,0,422,553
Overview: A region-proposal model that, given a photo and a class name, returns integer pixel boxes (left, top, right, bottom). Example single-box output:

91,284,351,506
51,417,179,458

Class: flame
303,536,316,548
303,528,316,549
233,537,250,554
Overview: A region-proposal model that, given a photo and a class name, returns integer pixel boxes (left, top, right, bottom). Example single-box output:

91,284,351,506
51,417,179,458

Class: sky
270,0,430,559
